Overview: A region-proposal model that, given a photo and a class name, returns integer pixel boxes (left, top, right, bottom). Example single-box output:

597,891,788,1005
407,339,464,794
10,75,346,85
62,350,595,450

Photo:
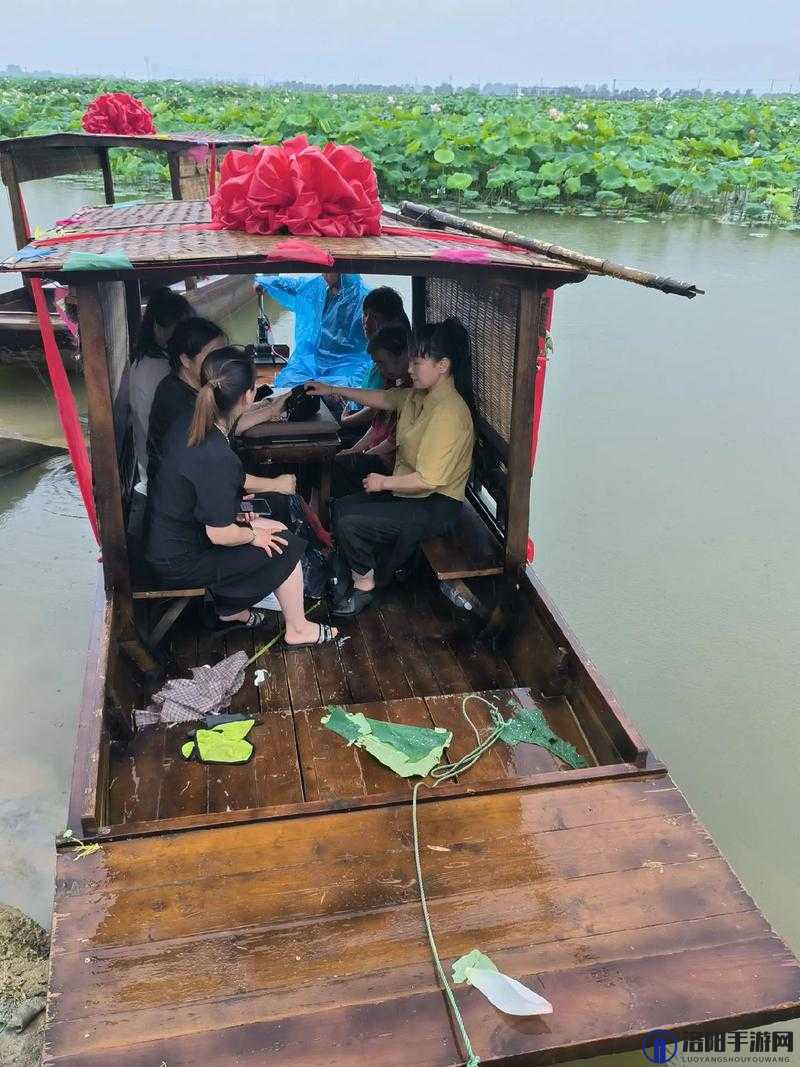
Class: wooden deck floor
110,580,597,824
47,774,800,1066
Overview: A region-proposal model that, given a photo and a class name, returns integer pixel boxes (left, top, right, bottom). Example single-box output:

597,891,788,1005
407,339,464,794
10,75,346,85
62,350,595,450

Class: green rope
412,779,480,1067
246,602,321,667
410,693,501,1067
411,691,581,1065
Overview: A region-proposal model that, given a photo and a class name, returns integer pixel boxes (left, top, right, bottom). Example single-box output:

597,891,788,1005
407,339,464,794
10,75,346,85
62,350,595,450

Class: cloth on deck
254,273,371,388
135,651,249,728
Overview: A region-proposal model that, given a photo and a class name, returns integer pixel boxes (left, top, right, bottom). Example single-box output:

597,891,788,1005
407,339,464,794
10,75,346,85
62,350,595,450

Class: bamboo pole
400,201,704,299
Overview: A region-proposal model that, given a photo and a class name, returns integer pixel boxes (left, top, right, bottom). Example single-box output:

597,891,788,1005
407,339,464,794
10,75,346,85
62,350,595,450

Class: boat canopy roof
0,199,590,285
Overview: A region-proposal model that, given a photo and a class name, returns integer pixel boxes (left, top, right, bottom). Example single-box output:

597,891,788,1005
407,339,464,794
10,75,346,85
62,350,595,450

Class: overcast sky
3,0,799,91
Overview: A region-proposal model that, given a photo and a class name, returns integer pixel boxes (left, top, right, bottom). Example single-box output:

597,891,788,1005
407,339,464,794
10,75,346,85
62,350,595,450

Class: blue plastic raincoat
254,273,372,388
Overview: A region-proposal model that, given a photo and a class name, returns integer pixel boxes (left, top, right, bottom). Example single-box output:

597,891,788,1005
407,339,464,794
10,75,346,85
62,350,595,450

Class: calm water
0,182,798,1057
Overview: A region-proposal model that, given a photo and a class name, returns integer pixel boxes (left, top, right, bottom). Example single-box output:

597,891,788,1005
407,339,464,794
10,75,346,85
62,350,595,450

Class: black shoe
330,588,375,617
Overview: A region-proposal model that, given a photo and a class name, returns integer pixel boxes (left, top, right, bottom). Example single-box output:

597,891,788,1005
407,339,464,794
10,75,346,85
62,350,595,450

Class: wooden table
235,400,340,525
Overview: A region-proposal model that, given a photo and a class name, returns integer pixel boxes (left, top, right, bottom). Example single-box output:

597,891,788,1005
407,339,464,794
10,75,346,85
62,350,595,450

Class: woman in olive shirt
307,318,475,616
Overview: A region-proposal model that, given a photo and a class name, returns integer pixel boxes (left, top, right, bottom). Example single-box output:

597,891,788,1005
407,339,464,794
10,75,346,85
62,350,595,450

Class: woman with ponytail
146,346,337,645
306,317,475,616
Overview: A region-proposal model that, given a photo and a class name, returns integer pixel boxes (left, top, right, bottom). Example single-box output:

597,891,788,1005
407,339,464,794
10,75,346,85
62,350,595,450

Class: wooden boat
0,132,258,367
3,201,798,1066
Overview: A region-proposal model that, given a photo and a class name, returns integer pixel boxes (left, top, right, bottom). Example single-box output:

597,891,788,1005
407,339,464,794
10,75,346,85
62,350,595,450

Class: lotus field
1,78,799,225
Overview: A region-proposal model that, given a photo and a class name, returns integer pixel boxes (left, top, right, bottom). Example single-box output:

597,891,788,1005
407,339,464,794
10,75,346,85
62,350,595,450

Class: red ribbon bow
210,134,382,238
81,92,156,136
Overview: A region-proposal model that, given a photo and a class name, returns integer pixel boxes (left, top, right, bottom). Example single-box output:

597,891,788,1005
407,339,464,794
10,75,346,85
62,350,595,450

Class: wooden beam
0,151,30,250
76,282,134,624
504,284,543,576
99,147,115,205
167,152,183,200
124,280,141,353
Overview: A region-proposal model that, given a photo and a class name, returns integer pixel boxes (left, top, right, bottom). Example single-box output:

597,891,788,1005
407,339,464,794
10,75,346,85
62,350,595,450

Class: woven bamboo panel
426,275,519,444
65,200,210,231
1,204,582,276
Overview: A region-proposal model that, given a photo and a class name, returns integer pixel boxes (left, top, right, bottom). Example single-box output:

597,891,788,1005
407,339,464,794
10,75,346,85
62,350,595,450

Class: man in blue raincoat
253,272,372,389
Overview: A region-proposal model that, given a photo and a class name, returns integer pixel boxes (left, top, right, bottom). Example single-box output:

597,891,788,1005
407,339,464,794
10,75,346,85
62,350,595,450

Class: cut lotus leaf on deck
497,701,587,768
322,705,452,777
452,949,554,1017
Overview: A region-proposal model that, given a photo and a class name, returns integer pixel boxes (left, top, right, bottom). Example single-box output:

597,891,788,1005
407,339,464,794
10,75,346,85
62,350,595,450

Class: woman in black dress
146,346,337,646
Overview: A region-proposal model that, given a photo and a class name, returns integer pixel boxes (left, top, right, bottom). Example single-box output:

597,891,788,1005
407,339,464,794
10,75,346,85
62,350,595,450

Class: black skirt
150,534,306,613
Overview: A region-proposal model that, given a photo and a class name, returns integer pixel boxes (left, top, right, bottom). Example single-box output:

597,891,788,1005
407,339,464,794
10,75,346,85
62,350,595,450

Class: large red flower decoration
81,93,157,136
210,134,382,238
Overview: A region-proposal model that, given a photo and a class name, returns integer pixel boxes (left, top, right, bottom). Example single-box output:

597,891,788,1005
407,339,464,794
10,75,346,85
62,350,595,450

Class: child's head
167,317,227,387
362,286,409,339
367,324,411,384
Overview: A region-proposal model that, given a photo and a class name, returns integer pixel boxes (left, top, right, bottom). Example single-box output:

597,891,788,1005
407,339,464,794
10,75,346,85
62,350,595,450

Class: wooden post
167,152,183,200
0,151,31,248
504,284,543,578
99,148,115,204
411,276,427,333
124,280,142,352
76,283,134,627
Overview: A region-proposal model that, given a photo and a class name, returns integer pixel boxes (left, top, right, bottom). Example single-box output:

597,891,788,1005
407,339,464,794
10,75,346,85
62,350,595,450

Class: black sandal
330,588,375,617
213,608,269,635
284,622,339,650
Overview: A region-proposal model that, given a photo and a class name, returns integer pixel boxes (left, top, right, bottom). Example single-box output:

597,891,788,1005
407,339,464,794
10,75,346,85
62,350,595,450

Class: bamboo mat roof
0,131,257,154
0,199,589,282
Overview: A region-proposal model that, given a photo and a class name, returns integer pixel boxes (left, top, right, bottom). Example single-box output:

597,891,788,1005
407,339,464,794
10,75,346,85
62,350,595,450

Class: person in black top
146,346,338,645
148,317,291,491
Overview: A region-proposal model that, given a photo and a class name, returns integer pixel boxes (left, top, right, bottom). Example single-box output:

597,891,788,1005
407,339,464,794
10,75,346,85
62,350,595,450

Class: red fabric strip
30,279,99,543
33,221,223,248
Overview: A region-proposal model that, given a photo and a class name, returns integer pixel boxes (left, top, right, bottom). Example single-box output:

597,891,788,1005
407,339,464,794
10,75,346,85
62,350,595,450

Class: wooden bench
421,500,503,580
132,587,205,648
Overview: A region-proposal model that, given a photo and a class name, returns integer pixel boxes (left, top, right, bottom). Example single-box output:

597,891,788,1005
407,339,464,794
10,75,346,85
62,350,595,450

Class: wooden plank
52,808,716,953
253,625,305,808
47,848,762,1023
206,629,259,814
356,603,413,701
377,585,441,697
45,909,789,1067
76,283,133,618
422,581,517,692
310,599,354,705
4,143,103,184
425,691,511,782
0,152,30,250
422,502,503,580
284,647,322,710
333,613,383,703
293,704,368,802
108,727,166,824
410,581,473,693
504,285,542,575
44,933,800,1067
57,775,682,895
65,578,112,837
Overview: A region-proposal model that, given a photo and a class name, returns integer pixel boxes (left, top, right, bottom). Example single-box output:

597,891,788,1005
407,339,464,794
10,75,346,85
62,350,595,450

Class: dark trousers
333,492,462,582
